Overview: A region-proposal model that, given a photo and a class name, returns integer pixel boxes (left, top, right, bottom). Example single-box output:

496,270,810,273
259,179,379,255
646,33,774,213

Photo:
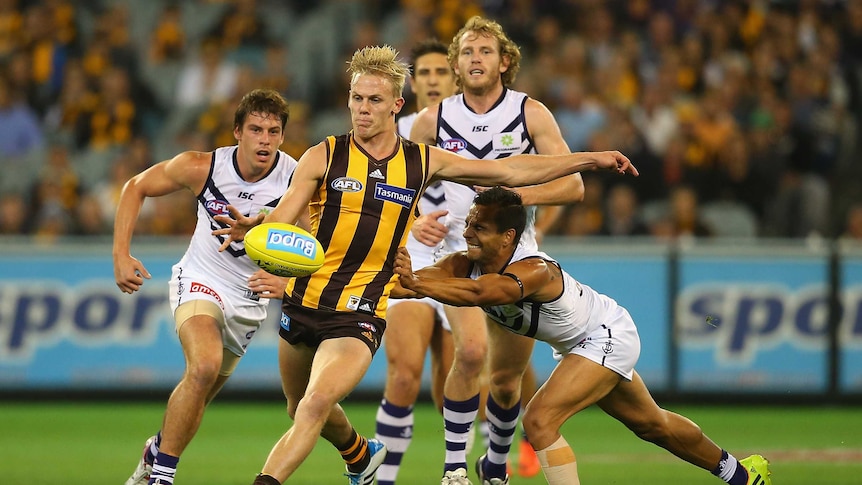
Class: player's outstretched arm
113,151,211,293
429,147,637,189
399,257,557,307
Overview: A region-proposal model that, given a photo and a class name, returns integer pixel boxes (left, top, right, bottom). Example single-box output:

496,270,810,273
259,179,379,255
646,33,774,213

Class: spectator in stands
631,84,679,159
74,192,109,236
29,145,81,239
44,60,96,149
0,0,860,241
842,203,862,241
559,176,605,237
0,70,43,156
175,36,239,109
20,2,70,115
209,0,270,52
0,192,28,234
5,48,38,111
651,185,714,239
90,156,143,232
83,67,140,151
257,41,293,97
599,184,650,236
552,76,606,152
0,0,23,61
691,89,739,167
148,3,185,65
714,131,767,219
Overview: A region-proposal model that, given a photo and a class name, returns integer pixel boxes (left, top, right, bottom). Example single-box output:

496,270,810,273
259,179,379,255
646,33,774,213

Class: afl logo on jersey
205,199,231,215
440,138,467,152
331,177,363,192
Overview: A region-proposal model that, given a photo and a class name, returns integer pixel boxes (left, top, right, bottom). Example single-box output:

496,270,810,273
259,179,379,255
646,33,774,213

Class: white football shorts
169,265,268,358
557,305,640,381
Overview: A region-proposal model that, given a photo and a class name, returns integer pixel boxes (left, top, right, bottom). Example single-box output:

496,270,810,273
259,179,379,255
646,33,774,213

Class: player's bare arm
391,247,467,298
408,104,439,144
397,254,557,307
213,143,325,251
113,151,212,294
511,98,586,206
428,145,637,189
478,98,584,207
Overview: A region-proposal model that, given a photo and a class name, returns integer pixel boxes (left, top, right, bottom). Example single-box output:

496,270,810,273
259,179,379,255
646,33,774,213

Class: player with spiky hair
214,45,636,485
375,38,459,485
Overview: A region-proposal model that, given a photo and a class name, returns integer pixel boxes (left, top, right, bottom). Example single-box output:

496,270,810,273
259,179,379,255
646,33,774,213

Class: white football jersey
177,146,298,294
435,89,538,254
398,111,447,269
470,244,620,356
396,111,418,139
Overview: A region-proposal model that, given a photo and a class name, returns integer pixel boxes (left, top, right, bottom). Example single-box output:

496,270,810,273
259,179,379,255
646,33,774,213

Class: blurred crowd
1,0,861,242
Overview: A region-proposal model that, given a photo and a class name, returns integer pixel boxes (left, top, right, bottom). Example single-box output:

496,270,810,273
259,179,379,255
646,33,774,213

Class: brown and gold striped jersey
285,133,431,319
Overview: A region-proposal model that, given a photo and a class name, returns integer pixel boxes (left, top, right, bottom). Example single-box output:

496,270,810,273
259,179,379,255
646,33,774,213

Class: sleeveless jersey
436,89,538,254
180,146,298,293
396,111,418,139
285,133,431,319
469,245,622,356
398,111,447,269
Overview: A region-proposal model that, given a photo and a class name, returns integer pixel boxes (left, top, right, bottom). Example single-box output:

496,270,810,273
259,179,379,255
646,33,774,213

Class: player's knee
184,358,222,388
296,389,337,422
453,345,486,375
521,410,551,444
388,369,421,401
488,371,521,403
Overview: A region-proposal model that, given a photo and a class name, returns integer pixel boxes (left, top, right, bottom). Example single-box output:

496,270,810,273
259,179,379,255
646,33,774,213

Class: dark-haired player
393,186,772,485
114,88,302,485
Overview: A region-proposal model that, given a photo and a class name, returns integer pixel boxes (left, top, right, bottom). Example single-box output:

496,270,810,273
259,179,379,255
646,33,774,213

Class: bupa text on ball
265,229,319,258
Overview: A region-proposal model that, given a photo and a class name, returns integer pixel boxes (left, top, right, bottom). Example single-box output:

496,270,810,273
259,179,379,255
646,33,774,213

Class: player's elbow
121,176,146,201
570,177,586,203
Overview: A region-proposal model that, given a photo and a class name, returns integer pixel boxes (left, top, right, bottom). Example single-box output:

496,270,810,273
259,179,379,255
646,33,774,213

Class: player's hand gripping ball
244,223,324,277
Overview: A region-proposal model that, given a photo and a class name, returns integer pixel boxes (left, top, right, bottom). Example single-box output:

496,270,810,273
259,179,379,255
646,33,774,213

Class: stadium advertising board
677,252,831,392
841,250,862,392
0,241,859,397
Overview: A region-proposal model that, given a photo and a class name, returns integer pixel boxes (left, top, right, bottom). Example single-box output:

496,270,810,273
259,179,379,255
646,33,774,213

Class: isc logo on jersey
265,229,318,259
205,199,230,215
440,138,467,152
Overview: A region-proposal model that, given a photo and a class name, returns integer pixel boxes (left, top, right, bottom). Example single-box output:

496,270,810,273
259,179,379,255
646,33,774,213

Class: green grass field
2,400,860,484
